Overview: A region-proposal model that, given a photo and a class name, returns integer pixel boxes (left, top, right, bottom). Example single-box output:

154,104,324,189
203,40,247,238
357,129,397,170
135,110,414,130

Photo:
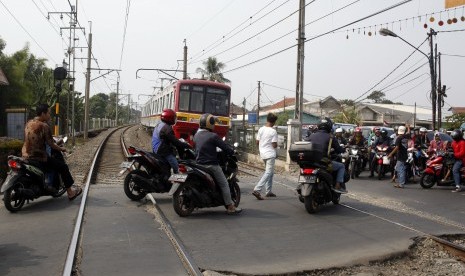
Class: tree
196,57,230,83
339,99,355,106
332,107,361,125
275,111,291,126
89,93,110,118
366,91,385,103
444,113,465,130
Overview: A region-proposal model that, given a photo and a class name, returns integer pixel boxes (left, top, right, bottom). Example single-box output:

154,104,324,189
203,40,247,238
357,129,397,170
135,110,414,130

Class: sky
1,0,464,114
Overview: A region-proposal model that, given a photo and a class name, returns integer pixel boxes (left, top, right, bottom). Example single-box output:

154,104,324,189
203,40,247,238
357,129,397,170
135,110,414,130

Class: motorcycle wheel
229,180,241,207
51,180,67,198
4,178,26,212
173,185,195,217
350,161,355,179
377,165,384,180
124,170,148,201
304,189,319,214
420,174,436,189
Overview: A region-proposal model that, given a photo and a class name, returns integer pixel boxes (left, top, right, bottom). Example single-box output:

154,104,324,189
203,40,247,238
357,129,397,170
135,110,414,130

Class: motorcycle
346,145,366,179
405,148,421,183
120,145,194,201
420,150,465,189
168,143,240,217
289,141,349,214
373,145,393,180
1,137,69,212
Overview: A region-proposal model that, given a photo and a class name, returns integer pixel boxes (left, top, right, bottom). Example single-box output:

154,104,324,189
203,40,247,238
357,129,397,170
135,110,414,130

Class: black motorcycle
289,141,349,214
347,145,366,179
120,145,194,201
169,143,240,217
1,137,69,212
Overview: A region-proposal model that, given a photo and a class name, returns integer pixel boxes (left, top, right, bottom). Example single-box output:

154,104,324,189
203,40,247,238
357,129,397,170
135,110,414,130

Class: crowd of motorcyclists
305,121,465,192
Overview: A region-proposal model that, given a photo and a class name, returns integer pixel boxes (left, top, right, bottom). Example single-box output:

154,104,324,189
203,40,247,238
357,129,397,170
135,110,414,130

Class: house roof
262,97,305,111
230,103,247,115
0,68,9,85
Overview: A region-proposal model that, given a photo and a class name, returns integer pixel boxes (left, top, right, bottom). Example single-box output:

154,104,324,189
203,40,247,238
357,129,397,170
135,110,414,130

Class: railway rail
237,161,465,262
62,125,202,276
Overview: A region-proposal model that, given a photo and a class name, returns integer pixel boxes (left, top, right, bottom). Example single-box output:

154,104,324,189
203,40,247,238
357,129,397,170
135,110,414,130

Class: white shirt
256,126,278,159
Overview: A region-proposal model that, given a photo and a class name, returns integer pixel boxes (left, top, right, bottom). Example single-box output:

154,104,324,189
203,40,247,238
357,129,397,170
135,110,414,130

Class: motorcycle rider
335,128,347,146
450,130,465,192
193,113,242,214
152,109,191,174
388,125,410,188
307,117,347,194
348,127,366,147
369,128,391,177
414,127,430,169
428,132,446,153
21,104,82,200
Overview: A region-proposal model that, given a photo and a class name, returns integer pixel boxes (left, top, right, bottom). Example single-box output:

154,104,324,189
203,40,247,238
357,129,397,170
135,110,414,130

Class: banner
445,0,465,8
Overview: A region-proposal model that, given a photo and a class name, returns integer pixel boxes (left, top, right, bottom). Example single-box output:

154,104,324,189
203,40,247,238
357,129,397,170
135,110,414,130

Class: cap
398,126,406,135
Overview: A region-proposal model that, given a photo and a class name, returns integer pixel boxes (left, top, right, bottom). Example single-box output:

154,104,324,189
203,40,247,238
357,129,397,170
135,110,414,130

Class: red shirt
451,139,465,164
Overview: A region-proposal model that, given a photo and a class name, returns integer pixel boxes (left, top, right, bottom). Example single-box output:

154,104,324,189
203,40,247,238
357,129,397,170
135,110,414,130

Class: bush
0,138,23,183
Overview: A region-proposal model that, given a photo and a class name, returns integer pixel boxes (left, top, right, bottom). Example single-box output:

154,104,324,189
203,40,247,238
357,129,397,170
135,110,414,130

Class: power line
189,0,292,64
441,53,465,58
391,76,429,101
0,0,57,63
382,72,428,93
353,37,428,102
223,0,360,65
119,0,132,70
262,82,326,98
224,0,412,74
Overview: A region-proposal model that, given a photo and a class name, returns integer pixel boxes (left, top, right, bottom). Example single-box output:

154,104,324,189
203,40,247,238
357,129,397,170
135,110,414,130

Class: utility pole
437,52,446,129
84,22,92,139
242,97,246,129
127,94,131,124
428,28,437,130
116,75,120,125
294,0,305,136
183,39,188,80
257,81,261,126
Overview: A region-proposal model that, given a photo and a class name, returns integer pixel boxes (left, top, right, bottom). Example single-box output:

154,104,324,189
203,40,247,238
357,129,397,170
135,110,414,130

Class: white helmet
335,128,343,133
398,126,406,135
420,127,427,133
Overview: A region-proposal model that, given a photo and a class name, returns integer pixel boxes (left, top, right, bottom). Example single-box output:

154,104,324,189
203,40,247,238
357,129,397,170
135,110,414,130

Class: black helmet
199,113,217,131
317,117,333,133
450,129,463,141
380,129,388,138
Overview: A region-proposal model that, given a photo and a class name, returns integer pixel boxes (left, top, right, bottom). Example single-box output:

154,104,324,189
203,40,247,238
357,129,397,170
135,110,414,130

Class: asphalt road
0,169,464,275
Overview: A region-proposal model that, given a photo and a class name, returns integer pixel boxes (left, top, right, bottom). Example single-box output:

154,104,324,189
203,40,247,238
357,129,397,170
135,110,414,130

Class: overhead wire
223,0,412,74
0,0,57,63
223,0,360,65
391,77,430,101
262,82,326,99
119,0,132,70
441,53,465,58
189,0,293,64
382,72,428,93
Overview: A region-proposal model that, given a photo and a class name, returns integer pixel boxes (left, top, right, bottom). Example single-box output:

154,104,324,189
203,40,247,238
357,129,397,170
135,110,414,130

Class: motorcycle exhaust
131,175,155,190
18,188,35,200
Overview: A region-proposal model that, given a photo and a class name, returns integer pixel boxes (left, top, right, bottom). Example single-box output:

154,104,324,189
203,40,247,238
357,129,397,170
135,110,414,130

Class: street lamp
379,28,437,130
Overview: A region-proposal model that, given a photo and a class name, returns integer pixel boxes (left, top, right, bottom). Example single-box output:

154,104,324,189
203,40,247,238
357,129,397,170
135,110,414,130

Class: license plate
120,161,134,168
168,174,188,183
298,175,316,183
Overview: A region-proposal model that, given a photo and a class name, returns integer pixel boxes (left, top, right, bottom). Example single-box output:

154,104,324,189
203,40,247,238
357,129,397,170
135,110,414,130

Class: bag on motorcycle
288,142,324,162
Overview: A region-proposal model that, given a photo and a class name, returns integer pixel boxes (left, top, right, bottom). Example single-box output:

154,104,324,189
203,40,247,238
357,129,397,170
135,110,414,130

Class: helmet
374,127,381,134
161,109,176,125
419,127,427,133
355,127,362,133
348,128,354,134
335,128,343,134
199,113,217,131
450,129,463,141
434,132,440,138
317,117,333,133
398,126,406,135
380,129,388,138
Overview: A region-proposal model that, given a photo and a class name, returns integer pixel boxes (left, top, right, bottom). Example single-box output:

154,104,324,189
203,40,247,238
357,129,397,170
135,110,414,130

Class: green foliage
444,113,465,130
332,107,361,125
196,57,230,83
276,111,291,126
339,99,355,106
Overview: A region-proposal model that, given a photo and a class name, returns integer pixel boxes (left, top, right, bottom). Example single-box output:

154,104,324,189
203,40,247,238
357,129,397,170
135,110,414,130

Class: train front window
179,89,190,111
205,88,229,116
190,91,204,112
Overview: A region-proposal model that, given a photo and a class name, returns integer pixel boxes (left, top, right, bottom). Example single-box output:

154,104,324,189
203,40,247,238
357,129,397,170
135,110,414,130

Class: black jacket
152,122,189,156
308,130,345,157
193,129,234,165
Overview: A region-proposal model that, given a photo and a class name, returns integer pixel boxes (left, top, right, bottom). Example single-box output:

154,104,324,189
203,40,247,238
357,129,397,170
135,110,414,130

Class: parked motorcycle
169,143,240,217
1,137,69,212
420,150,465,189
120,145,194,200
373,145,393,180
289,141,349,214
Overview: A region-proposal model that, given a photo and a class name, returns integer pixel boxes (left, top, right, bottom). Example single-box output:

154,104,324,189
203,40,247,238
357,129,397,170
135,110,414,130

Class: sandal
68,187,83,201
393,184,404,189
227,207,242,215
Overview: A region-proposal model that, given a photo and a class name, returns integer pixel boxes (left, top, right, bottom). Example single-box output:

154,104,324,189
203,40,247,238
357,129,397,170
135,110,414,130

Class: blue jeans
164,154,179,174
254,157,276,194
452,160,463,188
331,161,345,184
396,160,406,186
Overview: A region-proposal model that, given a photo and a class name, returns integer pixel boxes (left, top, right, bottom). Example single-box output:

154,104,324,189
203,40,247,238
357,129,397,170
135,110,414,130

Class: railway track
62,126,202,276
237,161,465,262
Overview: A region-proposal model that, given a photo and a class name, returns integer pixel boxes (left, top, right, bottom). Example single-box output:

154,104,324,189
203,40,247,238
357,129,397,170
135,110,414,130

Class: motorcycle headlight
352,150,358,155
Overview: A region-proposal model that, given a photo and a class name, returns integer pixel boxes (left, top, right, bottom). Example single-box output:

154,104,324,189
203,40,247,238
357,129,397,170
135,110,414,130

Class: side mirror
63,137,68,143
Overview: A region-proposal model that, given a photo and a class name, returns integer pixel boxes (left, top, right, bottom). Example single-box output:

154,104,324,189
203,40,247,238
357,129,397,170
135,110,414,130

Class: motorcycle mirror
63,137,68,143
179,138,186,143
